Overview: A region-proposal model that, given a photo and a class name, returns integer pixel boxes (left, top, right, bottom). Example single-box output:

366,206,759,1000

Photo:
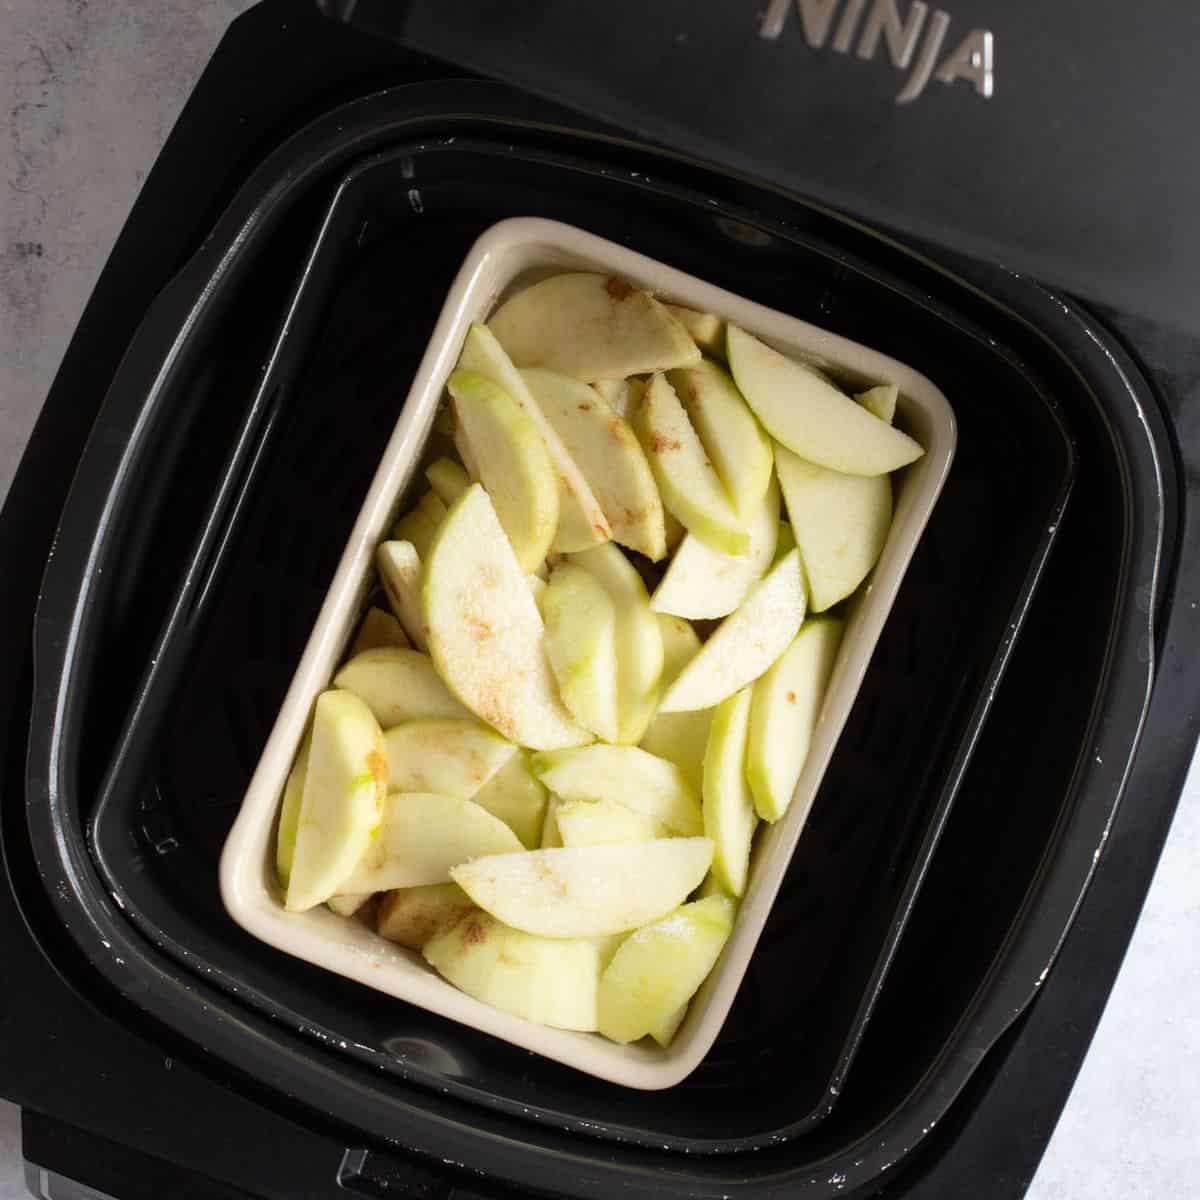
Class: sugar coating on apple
447,367,560,571
776,443,892,612
376,882,476,950
376,540,427,651
658,548,807,713
275,735,309,889
424,910,606,1031
425,456,470,506
664,304,726,359
541,562,620,744
596,895,735,1044
748,618,844,823
468,751,547,849
488,272,700,382
652,476,780,621
667,359,773,517
384,718,517,799
857,382,898,424
350,606,410,656
567,542,664,745
632,373,750,557
392,490,447,559
340,792,522,894
702,687,759,898
285,689,387,912
532,745,702,836
639,615,713,793
457,323,610,552
521,367,666,561
333,647,470,727
726,325,923,475
555,798,667,847
451,838,714,938
421,484,591,750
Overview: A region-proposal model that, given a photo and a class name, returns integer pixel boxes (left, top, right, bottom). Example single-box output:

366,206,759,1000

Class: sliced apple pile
274,271,925,1047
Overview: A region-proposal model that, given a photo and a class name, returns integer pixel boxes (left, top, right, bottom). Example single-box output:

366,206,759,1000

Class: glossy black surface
21,78,1165,1195
84,142,1073,1152
0,3,1188,1197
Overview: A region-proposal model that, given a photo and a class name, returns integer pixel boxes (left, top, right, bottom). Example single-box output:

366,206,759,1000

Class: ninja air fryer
2,2,1198,1197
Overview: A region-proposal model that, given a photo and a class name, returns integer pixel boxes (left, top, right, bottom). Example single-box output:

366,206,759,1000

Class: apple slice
392,490,447,558
658,549,806,713
333,647,470,726
776,444,892,612
376,541,427,651
857,382,898,423
695,872,732,900
458,324,609,553
376,882,476,950
648,1005,690,1048
647,726,716,782
748,618,844,822
540,796,563,848
425,911,605,1031
340,792,522,893
658,611,704,682
350,606,409,655
632,373,749,556
702,687,759,897
664,304,725,358
663,509,686,554
327,893,372,917
422,485,591,750
639,615,712,793
773,518,796,565
521,368,666,560
425,456,470,506
469,751,548,849
275,735,309,889
667,359,772,516
651,477,780,620
451,838,714,937
567,543,664,744
592,377,645,420
726,325,923,475
596,895,735,1044
489,272,700,381
541,561,620,743
384,719,517,799
531,745,702,836
447,368,559,570
555,799,667,847
285,690,387,911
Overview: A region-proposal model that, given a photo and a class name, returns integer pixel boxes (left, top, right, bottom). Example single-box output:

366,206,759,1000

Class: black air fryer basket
14,70,1171,1197
2,0,1190,1190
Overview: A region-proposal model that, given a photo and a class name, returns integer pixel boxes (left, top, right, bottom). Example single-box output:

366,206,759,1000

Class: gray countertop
1,3,1197,1197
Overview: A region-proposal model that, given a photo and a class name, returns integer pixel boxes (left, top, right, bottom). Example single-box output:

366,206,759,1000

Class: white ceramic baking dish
220,216,955,1089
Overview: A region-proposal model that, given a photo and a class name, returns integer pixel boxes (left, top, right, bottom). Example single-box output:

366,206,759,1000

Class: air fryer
1,4,1197,1198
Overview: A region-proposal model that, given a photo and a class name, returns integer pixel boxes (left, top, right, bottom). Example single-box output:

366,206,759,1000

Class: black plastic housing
17,76,1168,1197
